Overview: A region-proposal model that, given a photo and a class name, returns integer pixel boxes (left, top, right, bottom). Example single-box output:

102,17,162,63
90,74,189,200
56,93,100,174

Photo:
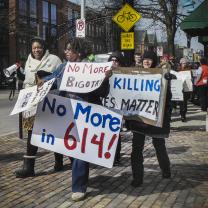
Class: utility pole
81,0,86,19
123,0,134,66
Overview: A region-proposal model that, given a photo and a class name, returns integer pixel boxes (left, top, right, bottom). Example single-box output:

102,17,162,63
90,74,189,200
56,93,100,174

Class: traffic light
182,0,195,8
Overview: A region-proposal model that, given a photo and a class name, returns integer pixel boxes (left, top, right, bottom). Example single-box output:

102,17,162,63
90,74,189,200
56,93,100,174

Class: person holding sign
196,57,208,111
15,37,63,178
177,58,192,122
108,51,124,165
127,50,172,187
37,38,112,201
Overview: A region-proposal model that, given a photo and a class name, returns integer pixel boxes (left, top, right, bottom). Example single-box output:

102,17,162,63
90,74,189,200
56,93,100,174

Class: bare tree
134,0,182,56
86,0,184,56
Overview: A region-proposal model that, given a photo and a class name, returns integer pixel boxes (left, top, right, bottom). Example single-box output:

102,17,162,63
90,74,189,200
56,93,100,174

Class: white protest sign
171,80,183,101
103,74,162,121
31,94,122,168
59,62,112,93
170,70,193,92
10,79,55,115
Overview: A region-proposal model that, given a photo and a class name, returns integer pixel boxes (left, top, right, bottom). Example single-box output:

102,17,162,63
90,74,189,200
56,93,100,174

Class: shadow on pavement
171,125,205,131
0,152,49,163
88,163,208,197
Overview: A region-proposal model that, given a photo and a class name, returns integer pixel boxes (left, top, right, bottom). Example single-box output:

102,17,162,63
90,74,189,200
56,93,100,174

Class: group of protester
14,36,208,202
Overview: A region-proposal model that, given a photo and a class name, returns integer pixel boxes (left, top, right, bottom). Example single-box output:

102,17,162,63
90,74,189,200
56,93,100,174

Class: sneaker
71,192,86,201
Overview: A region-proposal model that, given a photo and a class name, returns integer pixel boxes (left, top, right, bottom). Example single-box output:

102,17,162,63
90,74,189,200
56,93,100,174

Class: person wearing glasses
108,51,124,165
37,38,112,201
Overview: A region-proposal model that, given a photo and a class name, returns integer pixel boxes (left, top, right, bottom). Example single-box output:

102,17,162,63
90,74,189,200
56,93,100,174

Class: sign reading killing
31,94,122,168
103,74,162,121
59,62,112,93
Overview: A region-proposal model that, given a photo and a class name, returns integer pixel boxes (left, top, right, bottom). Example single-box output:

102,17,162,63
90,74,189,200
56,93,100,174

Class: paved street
0,102,208,208
0,90,19,136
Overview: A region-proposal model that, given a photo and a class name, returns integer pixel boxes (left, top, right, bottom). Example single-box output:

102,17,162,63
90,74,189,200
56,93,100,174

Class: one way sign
76,19,85,38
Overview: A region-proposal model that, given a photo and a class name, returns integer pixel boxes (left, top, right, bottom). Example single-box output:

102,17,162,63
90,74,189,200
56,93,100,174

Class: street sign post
112,3,142,32
76,19,85,38
157,46,163,57
121,32,134,50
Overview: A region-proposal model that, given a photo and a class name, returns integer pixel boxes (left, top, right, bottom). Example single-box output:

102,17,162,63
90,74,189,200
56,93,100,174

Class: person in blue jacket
37,38,112,201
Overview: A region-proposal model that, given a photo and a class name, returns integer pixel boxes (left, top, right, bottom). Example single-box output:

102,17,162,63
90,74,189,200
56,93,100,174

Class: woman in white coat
15,37,63,178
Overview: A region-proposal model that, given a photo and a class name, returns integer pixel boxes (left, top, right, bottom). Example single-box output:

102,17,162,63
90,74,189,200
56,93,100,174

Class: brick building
0,0,120,87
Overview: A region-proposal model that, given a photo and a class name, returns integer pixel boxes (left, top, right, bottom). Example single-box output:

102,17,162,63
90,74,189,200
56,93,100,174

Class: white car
94,53,111,63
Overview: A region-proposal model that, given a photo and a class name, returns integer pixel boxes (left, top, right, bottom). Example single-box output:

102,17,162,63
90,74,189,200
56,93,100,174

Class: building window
51,3,57,25
30,0,37,18
68,8,73,27
19,0,27,15
42,1,49,23
19,0,27,24
17,36,28,60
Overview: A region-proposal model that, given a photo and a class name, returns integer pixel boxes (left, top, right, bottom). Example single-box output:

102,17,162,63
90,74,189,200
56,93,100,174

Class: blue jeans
72,159,89,193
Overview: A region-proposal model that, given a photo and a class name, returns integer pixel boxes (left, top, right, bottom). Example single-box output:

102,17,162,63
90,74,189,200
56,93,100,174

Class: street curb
0,131,19,138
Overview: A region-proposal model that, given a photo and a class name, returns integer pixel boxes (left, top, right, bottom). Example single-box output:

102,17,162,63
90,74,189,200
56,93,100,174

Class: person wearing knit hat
108,51,124,67
127,51,172,187
177,57,192,122
142,50,158,68
108,51,124,166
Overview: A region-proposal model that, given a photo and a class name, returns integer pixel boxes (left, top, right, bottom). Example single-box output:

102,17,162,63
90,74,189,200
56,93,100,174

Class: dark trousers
179,92,190,118
72,159,89,193
114,135,121,162
131,132,170,181
198,85,208,111
26,130,63,161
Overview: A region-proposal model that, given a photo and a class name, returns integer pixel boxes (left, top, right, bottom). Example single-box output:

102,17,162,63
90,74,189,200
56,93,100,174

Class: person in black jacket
108,51,124,165
127,50,171,187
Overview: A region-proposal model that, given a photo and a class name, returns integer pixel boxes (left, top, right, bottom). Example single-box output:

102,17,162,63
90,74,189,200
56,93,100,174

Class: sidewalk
0,103,208,208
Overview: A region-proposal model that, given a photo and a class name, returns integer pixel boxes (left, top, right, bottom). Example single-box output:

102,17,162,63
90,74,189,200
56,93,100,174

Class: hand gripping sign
10,79,55,116
31,94,123,168
102,67,168,127
59,62,112,93
103,73,162,121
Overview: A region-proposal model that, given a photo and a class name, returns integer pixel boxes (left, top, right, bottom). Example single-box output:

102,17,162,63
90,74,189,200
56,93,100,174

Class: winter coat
24,50,62,88
196,64,208,86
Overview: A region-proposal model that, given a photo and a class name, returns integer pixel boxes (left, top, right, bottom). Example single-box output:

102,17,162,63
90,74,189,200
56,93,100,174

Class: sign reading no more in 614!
112,3,142,32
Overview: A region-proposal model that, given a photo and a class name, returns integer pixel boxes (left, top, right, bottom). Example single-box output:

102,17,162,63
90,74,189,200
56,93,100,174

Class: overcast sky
68,0,205,51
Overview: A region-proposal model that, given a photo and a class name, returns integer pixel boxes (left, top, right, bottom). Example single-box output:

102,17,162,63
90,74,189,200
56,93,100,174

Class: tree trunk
167,28,175,57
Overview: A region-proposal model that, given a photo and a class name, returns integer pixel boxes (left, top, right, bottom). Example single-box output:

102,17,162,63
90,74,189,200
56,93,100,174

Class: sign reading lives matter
103,73,162,121
10,79,55,115
31,94,122,168
59,62,112,93
76,19,85,38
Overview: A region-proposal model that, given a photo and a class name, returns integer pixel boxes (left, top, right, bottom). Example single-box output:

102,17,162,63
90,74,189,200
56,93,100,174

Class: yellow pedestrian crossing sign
112,3,142,32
